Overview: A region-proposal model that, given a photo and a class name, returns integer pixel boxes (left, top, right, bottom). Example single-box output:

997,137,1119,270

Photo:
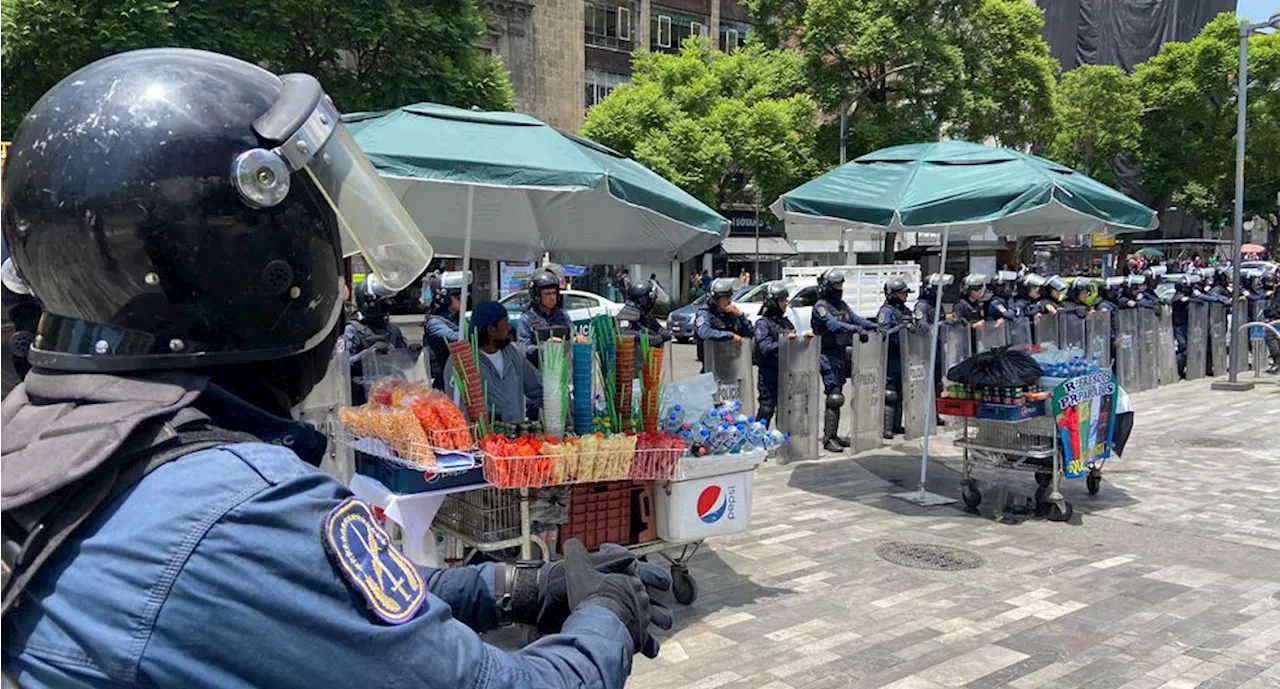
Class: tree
582,38,819,210
743,0,1057,161
1,0,515,138
1049,65,1142,187
1132,13,1280,228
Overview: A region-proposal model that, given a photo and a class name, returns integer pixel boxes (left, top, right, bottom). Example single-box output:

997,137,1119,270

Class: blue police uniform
1132,292,1158,310
913,295,940,327
753,312,794,424
424,312,462,390
811,298,873,394
3,384,635,689
694,306,752,343
985,296,1014,321
518,305,573,367
618,306,670,348
1011,296,1041,317
951,297,983,325
876,301,915,388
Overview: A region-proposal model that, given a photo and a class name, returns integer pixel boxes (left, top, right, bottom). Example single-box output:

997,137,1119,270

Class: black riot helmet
528,268,561,305
709,277,737,300
428,271,471,314
626,279,659,313
883,277,912,302
818,269,845,301
354,275,395,323
2,48,433,374
760,280,790,316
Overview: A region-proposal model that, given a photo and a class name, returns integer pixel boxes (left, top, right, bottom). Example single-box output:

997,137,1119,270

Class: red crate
936,398,977,417
560,482,634,551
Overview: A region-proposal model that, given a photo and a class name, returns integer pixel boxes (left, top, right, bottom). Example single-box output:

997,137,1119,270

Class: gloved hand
501,543,673,638
858,329,870,344
563,539,670,657
372,340,392,355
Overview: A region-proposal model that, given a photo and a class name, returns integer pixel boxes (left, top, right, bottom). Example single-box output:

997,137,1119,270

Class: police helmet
355,274,397,319
1067,277,1096,301
1126,274,1147,287
1021,273,1048,288
963,274,990,292
2,49,433,373
428,271,471,313
626,279,659,311
709,277,738,300
1046,276,1069,294
819,269,846,301
761,280,790,314
883,277,912,298
925,273,955,288
528,269,561,302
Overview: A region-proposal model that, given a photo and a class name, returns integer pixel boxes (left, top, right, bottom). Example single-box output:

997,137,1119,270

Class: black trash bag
946,346,1043,388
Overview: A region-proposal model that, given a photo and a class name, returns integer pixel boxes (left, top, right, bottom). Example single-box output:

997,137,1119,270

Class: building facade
481,0,752,132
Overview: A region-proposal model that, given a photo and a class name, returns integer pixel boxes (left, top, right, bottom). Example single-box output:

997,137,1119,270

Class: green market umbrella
345,104,728,267
1136,247,1165,258
770,140,1157,506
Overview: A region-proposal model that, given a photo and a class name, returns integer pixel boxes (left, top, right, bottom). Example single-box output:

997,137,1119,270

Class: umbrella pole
894,226,956,508
460,186,475,332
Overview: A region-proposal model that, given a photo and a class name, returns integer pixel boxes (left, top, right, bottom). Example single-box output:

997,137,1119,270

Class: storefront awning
719,236,797,258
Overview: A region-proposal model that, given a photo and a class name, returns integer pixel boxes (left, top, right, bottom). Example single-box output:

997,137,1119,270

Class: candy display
338,380,477,469
448,338,489,436
481,432,644,488
639,332,664,433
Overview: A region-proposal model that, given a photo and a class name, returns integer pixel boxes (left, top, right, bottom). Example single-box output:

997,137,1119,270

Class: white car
498,289,624,337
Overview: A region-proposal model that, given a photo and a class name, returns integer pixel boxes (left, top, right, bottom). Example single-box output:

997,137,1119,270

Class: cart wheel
1034,472,1052,488
671,565,698,605
1047,501,1074,522
961,483,982,509
1086,472,1102,496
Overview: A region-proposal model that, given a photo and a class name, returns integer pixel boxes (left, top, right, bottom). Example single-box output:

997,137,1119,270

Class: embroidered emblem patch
323,498,425,624
695,314,706,327
815,304,829,319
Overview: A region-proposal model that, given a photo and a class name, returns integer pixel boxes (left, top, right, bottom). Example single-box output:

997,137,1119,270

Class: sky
1237,0,1277,24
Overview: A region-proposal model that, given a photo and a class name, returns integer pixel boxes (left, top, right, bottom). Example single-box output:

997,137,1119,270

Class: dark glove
372,340,392,355
858,330,870,344
563,539,669,657
408,342,424,355
501,543,673,637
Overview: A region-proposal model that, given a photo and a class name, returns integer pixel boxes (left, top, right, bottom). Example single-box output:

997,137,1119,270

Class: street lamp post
1214,12,1280,392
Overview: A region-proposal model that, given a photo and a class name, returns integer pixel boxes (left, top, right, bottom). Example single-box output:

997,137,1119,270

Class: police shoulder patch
695,314,706,327
323,498,425,625
815,304,829,318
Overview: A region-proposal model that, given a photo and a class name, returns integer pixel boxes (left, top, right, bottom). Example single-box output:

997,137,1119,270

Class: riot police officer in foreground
1041,275,1069,315
1,49,669,688
517,268,574,367
753,281,805,427
951,274,989,326
811,269,875,453
423,270,469,390
1060,278,1092,316
1168,274,1198,378
695,277,753,371
877,278,917,440
619,279,671,348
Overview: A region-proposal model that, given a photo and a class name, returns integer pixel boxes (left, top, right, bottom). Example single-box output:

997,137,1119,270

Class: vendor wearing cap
443,301,543,423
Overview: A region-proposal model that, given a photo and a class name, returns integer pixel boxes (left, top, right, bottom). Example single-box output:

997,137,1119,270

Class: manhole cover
875,542,983,571
1175,436,1246,449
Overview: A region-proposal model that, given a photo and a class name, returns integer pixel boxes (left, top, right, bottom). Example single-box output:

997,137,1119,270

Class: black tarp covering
1042,0,1237,73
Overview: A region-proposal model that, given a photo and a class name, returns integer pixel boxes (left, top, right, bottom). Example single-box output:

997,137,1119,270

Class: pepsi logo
697,486,728,524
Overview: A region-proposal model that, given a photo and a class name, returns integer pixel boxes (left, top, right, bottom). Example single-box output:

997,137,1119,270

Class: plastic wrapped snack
337,405,436,466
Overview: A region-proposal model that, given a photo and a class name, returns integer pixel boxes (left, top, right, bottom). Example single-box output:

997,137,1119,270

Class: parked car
498,289,624,337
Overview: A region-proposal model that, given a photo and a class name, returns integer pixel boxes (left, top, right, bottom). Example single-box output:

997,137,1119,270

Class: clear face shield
232,74,433,292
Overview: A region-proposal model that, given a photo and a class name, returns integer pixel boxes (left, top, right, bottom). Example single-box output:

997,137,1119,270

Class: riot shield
704,339,755,417
939,322,971,381
1113,309,1141,392
898,327,932,441
1184,301,1208,380
777,337,821,462
1057,312,1086,352
848,332,887,453
1208,302,1227,376
1033,312,1059,349
974,319,1007,353
294,337,355,484
1139,309,1161,390
1085,311,1112,370
1252,300,1267,373
1007,317,1033,346
1155,307,1177,387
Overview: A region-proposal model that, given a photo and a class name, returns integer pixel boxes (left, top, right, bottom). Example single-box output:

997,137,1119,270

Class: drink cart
951,413,1078,522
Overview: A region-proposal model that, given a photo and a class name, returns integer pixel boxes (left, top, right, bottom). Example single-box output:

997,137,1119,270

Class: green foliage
744,0,1056,162
1,0,514,138
1049,65,1141,187
582,38,819,209
1132,13,1280,226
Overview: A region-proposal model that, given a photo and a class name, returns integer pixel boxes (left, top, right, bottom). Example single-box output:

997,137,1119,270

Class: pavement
623,344,1280,689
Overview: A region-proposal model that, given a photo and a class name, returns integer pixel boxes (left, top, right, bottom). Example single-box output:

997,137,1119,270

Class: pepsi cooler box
354,452,486,494
654,450,764,542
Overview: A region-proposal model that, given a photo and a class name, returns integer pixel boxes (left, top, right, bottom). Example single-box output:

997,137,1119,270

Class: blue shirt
3,389,631,689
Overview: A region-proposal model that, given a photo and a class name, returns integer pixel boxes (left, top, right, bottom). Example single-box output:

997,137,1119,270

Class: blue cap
469,300,508,333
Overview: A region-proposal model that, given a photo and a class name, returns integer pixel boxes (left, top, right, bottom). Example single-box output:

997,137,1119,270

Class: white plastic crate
655,451,763,542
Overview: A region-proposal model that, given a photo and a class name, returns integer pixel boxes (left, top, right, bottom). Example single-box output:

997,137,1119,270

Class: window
690,21,705,38
652,9,710,53
725,29,739,50
585,1,637,51
738,285,765,303
563,294,599,311
719,20,750,52
656,15,672,48
586,69,630,110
